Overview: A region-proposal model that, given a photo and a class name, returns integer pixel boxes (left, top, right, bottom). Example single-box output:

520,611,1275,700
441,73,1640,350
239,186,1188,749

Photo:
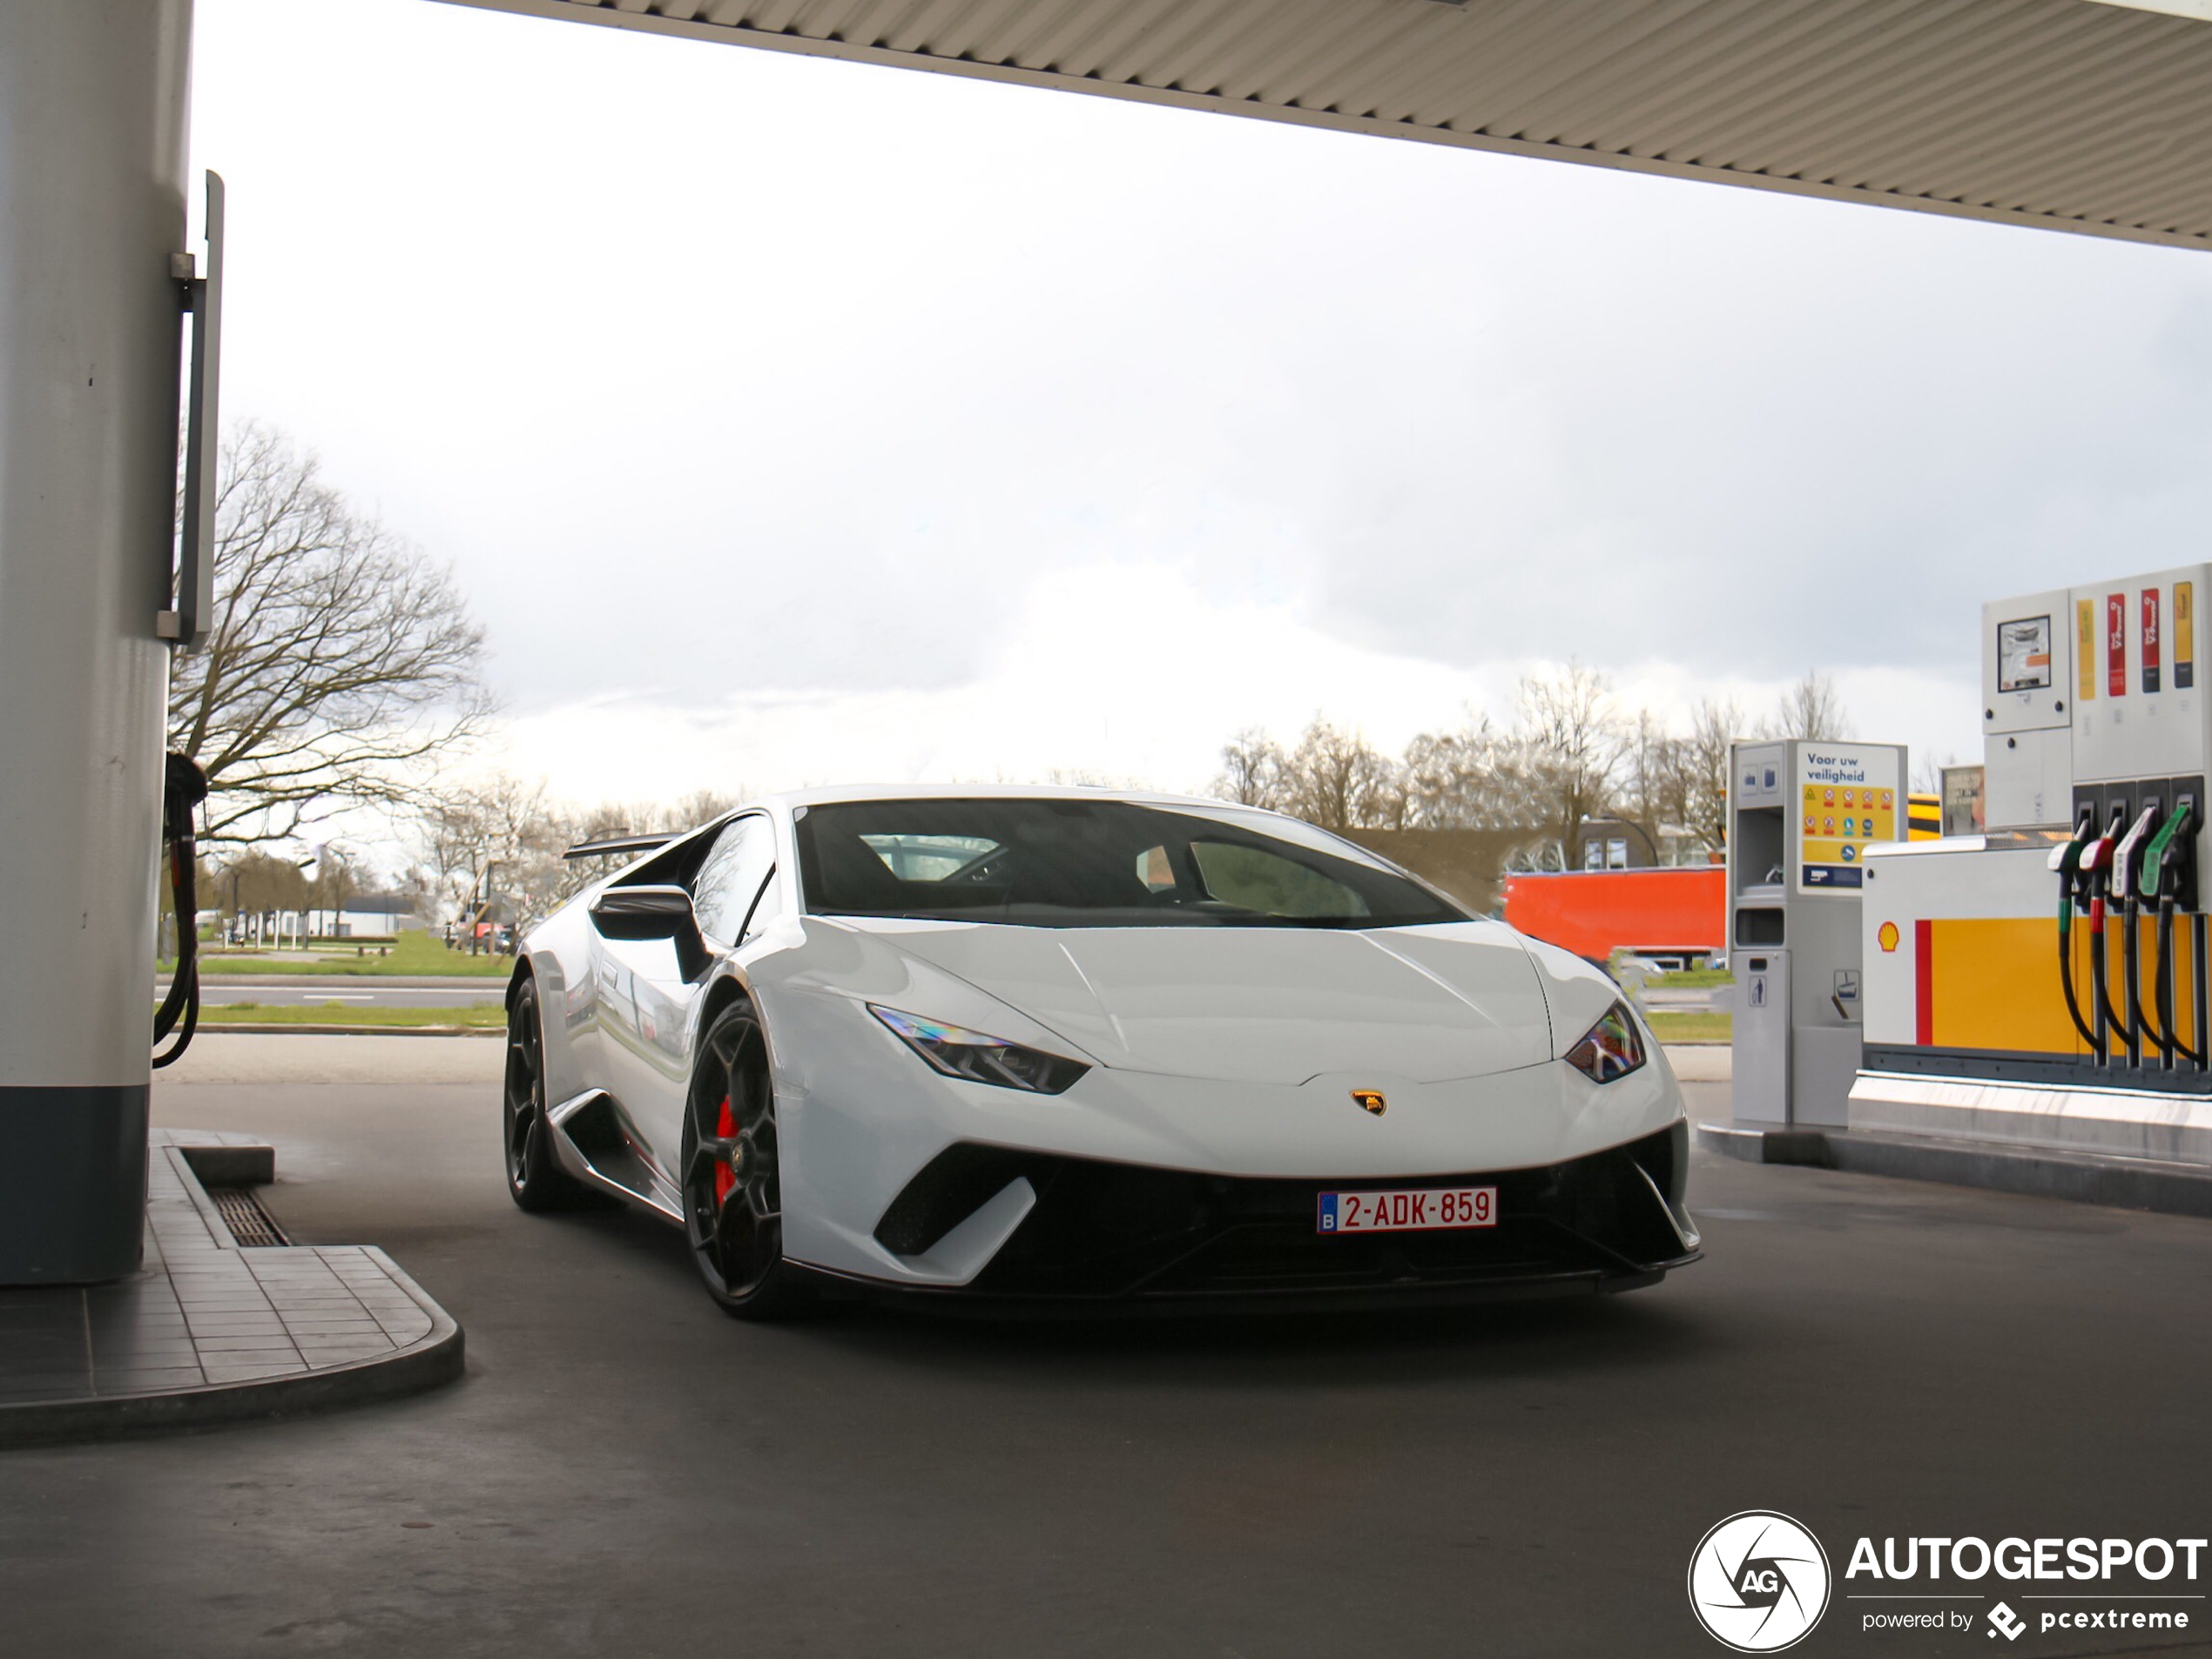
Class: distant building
1570,817,1716,872
333,894,424,937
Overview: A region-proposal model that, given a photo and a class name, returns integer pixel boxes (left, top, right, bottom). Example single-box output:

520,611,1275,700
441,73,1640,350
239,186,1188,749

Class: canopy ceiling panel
442,0,2212,251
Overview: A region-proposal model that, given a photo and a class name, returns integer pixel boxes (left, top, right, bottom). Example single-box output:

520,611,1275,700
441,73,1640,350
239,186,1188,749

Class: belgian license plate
1317,1186,1496,1234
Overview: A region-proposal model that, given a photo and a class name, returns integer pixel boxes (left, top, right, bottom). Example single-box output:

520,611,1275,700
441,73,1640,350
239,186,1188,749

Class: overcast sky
192,0,2212,823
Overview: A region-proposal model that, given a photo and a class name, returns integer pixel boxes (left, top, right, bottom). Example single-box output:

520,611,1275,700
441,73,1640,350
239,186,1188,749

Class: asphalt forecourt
0,1039,2200,1656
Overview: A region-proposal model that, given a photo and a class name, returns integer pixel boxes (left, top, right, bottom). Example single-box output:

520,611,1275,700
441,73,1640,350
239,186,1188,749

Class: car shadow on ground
811,1294,1711,1397
560,1196,1715,1391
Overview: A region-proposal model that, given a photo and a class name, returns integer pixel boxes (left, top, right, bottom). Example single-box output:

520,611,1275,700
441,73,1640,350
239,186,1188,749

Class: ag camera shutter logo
1689,1511,1832,1652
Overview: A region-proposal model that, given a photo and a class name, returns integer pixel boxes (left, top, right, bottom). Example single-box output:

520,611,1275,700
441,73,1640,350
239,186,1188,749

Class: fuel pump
2050,798,2205,1073
1854,565,2212,1177
152,752,207,1069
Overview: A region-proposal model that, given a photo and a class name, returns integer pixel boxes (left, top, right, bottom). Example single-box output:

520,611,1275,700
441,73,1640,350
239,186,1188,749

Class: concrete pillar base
0,1088,150,1284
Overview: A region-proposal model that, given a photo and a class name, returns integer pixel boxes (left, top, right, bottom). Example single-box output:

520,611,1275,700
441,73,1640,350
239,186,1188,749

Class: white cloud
188,0,2207,852
495,561,1981,811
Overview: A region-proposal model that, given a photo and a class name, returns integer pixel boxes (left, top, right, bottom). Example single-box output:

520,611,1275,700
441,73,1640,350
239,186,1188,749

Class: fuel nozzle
2056,806,2117,1058
2080,805,2126,897
2141,796,2200,907
2082,806,2132,1064
2114,805,2161,907
2054,804,2099,919
2112,805,2166,1068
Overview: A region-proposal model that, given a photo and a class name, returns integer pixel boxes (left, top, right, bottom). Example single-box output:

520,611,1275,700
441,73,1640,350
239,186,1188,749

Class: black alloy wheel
503,976,588,1211
682,999,813,1319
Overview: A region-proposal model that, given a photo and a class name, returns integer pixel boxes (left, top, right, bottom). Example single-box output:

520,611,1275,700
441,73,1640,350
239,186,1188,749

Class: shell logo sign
1878,921,1900,953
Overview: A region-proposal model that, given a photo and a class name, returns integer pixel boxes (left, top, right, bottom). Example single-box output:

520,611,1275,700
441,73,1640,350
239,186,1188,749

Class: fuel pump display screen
1997,615,2053,693
1797,745,1903,892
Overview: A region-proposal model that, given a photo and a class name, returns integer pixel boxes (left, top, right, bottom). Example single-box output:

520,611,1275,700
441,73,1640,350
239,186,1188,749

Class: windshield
795,798,1467,929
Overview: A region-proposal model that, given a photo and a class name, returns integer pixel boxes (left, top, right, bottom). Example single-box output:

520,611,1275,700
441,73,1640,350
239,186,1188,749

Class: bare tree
168,423,496,846
1766,670,1851,742
1514,662,1626,860
416,778,754,940
1274,718,1406,831
1212,728,1285,809
213,847,311,916
1680,696,1744,853
304,842,361,934
420,774,550,934
663,788,745,831
1618,710,1687,860
1403,714,1525,831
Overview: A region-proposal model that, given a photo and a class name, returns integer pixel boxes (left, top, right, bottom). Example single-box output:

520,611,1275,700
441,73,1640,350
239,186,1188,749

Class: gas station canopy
451,0,2212,253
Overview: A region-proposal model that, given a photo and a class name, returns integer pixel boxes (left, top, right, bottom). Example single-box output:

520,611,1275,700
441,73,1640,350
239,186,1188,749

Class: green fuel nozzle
2140,799,2198,901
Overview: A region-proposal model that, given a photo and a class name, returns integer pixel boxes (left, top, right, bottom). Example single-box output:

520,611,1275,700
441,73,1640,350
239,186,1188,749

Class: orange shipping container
1501,867,1727,964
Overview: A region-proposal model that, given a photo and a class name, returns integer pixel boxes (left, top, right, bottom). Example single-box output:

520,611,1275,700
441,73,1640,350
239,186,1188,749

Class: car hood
838,919,1557,1085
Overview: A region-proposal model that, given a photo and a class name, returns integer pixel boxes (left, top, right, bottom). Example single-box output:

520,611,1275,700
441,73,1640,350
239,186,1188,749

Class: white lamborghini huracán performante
501,787,1700,1318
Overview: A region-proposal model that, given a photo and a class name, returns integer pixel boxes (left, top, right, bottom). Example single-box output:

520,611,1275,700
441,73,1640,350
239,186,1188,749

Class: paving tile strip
0,1130,462,1446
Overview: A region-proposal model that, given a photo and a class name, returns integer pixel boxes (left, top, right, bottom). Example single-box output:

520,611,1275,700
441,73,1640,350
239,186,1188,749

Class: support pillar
0,0,193,1282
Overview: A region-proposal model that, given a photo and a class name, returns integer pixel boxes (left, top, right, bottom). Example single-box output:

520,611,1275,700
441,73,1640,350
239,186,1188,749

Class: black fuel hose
2156,864,2206,1069
2133,804,2197,1069
2123,894,2147,1066
2056,823,2101,1053
2089,894,2121,1065
2155,899,2184,1069
153,753,208,1069
2085,818,2132,1064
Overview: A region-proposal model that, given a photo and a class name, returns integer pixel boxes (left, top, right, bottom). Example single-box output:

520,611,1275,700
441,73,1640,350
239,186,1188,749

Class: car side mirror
589,885,711,983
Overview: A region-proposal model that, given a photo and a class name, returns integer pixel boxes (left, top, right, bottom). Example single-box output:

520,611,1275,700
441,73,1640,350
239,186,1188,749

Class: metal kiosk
1729,738,1909,1129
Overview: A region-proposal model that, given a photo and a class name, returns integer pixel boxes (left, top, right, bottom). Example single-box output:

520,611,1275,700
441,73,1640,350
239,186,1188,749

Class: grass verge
1648,968,1733,989
174,932,515,978
1648,1010,1730,1044
183,1001,507,1028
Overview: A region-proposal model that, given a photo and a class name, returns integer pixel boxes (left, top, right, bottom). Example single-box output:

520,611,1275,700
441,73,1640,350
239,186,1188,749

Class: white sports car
502,786,1700,1318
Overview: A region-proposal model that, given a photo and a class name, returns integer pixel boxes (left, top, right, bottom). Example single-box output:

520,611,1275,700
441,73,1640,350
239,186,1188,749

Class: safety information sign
1997,615,2052,693
1797,745,1902,893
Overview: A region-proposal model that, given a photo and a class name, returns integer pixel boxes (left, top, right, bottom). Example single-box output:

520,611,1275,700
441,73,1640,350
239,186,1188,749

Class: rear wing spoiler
562,831,679,862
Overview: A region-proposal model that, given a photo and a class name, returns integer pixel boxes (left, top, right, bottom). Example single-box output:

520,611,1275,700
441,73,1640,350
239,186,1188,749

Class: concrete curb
0,1136,467,1448
0,1251,464,1448
1696,1121,2212,1220
1696,1123,1829,1164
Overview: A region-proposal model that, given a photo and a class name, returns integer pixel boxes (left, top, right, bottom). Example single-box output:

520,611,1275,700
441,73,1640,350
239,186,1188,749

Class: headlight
867,1005,1089,1095
1564,1001,1647,1083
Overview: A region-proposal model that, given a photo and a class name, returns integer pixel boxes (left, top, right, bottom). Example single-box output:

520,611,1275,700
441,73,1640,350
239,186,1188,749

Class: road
1643,986,1730,1012
158,976,506,1010
164,974,1728,1015
3,1035,2206,1657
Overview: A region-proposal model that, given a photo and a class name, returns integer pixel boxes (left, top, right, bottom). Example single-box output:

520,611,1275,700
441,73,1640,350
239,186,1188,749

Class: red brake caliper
713,1095,737,1204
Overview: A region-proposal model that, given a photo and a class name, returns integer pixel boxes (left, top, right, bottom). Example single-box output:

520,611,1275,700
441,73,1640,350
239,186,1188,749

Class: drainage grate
208,1186,288,1248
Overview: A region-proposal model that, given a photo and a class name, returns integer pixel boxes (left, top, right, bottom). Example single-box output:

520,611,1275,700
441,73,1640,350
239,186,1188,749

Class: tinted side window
692,815,777,943
1190,841,1370,919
